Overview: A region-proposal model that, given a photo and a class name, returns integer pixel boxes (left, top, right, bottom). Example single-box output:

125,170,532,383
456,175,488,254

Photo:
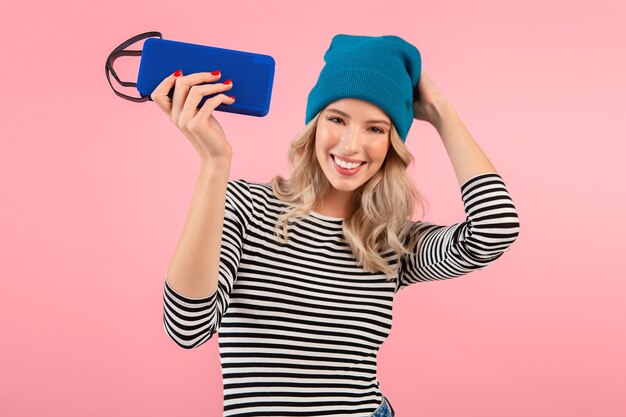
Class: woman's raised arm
413,70,498,186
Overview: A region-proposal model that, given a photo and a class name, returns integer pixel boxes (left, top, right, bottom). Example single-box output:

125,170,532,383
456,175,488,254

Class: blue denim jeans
370,395,395,416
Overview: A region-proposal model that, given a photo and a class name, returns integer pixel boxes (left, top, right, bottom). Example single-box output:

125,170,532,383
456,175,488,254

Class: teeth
333,156,363,169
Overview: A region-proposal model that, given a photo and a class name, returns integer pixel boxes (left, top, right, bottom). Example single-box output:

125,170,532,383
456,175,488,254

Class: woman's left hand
412,70,449,129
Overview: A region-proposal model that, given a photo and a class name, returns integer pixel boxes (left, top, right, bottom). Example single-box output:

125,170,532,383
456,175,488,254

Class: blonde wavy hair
270,109,428,279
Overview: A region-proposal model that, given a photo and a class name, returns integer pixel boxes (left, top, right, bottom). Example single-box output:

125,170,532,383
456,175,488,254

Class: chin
330,181,361,192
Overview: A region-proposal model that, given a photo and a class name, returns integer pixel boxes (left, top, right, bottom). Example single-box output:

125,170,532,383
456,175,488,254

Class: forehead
325,98,389,121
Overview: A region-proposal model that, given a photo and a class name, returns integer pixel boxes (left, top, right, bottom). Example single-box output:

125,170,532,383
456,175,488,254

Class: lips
330,154,367,176
331,154,366,165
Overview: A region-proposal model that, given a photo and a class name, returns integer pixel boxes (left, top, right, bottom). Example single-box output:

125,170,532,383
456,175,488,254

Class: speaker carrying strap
105,31,163,102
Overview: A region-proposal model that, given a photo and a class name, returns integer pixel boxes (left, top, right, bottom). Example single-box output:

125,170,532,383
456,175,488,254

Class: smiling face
314,98,391,215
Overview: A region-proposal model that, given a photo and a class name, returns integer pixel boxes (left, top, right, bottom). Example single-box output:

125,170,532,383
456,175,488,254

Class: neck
314,187,359,218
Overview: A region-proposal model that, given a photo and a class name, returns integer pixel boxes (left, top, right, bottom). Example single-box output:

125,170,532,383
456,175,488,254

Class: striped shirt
162,172,519,417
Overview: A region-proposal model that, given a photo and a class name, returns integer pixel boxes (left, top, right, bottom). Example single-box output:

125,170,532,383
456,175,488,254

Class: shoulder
227,178,280,211
228,179,273,197
401,219,442,246
226,178,270,191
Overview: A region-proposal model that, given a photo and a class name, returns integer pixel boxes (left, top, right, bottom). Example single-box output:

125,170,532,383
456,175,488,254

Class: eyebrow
325,108,391,126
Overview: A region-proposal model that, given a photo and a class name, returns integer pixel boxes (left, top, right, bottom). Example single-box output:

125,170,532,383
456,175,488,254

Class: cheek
315,137,329,163
374,142,390,159
315,129,335,151
365,142,388,160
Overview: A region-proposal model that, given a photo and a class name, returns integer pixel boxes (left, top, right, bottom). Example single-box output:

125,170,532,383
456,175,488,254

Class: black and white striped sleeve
397,172,520,292
162,179,254,349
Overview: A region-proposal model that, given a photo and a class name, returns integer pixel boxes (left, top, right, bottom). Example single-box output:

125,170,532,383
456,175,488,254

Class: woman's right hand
151,70,236,162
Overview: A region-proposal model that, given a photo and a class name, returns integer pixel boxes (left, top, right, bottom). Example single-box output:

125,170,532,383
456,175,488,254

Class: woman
156,34,519,417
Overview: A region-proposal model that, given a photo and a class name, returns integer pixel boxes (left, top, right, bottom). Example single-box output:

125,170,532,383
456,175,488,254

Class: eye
328,116,384,134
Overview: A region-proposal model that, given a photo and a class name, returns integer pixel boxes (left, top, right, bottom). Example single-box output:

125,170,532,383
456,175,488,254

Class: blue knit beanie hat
305,34,422,142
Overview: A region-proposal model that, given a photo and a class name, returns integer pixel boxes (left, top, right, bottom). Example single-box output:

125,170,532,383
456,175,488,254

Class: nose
341,127,361,153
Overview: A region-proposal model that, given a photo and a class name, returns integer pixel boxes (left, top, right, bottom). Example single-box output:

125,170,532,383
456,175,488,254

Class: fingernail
229,96,236,100
211,70,220,76
222,79,232,85
173,69,182,77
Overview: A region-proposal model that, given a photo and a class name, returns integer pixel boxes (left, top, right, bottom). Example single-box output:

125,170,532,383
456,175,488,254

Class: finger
192,93,236,123
181,80,234,121
150,70,182,115
171,71,222,121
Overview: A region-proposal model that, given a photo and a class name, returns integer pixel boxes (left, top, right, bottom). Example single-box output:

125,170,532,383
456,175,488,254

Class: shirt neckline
309,210,345,222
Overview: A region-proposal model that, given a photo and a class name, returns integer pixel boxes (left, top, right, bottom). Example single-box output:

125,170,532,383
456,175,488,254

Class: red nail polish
173,69,182,77
229,96,236,100
222,79,232,84
211,70,220,76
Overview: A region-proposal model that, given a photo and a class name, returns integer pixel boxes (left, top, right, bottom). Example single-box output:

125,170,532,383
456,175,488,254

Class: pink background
1,0,624,416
